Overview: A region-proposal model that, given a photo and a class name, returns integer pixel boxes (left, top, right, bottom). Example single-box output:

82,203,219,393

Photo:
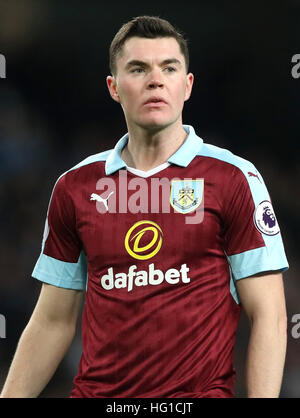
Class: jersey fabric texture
32,125,289,398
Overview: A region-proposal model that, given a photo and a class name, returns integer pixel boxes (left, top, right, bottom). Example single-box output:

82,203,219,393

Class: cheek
118,81,138,105
173,77,188,94
171,82,188,105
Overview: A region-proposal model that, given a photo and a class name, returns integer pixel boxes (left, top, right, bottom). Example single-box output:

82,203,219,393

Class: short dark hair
109,15,189,76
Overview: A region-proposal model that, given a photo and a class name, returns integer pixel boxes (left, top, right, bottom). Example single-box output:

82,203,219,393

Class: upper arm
223,164,288,281
220,161,289,308
236,272,287,323
31,283,83,329
32,174,87,291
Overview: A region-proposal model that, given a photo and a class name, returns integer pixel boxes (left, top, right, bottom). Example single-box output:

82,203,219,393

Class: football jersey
32,125,289,398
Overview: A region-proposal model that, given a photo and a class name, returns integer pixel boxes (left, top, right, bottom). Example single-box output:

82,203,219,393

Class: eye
131,68,144,73
165,66,176,72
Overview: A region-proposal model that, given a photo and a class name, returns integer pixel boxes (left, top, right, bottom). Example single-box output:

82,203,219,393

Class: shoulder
58,149,113,182
196,141,271,207
198,142,257,175
50,149,113,196
196,141,263,185
68,149,113,174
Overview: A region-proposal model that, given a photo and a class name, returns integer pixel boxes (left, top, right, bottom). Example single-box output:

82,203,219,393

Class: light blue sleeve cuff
32,251,87,290
228,245,289,280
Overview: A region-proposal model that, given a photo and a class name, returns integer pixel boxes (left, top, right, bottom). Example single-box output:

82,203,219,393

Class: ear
184,72,194,102
106,75,121,103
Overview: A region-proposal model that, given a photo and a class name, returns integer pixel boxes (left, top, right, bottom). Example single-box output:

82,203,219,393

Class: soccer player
1,16,289,398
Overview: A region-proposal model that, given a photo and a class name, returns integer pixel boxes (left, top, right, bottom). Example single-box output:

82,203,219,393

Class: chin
138,116,176,131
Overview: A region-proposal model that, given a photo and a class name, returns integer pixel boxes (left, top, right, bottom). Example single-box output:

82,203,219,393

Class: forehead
118,37,183,65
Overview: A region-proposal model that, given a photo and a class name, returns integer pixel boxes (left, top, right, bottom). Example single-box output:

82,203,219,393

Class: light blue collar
105,125,203,176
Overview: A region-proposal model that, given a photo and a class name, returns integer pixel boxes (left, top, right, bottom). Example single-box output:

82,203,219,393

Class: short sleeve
222,164,289,281
32,174,87,290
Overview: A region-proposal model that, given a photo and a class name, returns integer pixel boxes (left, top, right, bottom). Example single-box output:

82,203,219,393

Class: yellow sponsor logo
124,220,163,260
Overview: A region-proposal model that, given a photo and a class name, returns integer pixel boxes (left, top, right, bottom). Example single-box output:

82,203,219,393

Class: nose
148,80,164,89
147,68,164,89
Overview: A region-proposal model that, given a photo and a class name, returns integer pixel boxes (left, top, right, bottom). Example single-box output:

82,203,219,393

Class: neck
121,121,187,171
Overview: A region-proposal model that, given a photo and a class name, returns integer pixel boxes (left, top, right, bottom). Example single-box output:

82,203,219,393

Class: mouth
143,97,168,107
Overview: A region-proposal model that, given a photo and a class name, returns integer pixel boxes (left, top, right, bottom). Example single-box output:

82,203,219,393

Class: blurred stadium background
0,0,299,398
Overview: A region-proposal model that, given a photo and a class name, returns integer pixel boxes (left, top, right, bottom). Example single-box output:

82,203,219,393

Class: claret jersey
32,125,288,398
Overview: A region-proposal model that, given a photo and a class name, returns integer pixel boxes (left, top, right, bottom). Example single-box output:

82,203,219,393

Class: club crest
170,179,204,214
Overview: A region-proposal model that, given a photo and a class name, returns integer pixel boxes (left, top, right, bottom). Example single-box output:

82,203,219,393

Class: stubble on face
113,37,193,133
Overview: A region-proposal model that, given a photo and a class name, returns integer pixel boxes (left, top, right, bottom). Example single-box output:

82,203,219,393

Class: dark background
0,0,299,397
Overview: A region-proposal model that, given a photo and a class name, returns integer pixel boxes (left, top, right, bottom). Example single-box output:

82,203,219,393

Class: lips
144,97,167,105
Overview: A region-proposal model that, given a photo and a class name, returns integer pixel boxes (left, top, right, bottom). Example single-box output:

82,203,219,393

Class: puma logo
90,191,114,212
248,171,261,183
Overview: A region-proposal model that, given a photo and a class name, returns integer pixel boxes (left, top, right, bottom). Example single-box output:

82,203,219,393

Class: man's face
107,37,194,131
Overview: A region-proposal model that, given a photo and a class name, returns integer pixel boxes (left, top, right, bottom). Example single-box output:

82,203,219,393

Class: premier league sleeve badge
254,200,280,236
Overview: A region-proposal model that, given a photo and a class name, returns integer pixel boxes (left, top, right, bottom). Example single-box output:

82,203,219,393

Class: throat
121,127,188,171
121,144,167,171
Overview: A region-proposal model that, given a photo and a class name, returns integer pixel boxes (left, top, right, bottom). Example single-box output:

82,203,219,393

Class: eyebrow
125,58,182,69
